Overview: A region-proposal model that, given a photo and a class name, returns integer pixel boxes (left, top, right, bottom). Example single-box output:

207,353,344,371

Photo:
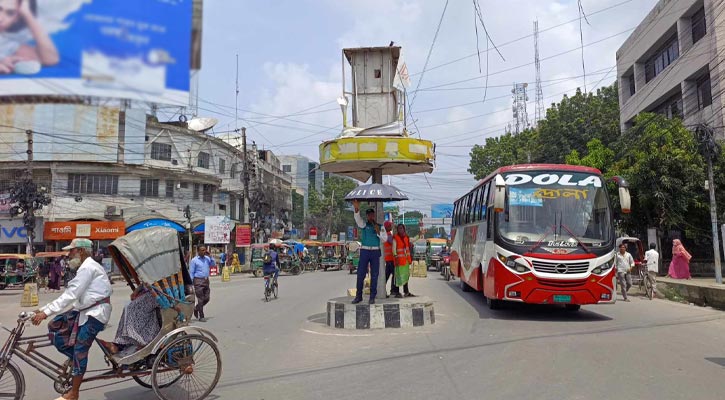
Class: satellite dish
187,117,219,132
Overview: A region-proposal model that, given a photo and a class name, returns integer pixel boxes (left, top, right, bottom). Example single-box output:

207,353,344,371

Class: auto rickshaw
0,227,222,400
346,241,361,274
427,238,448,272
250,243,269,277
0,253,36,290
302,240,322,271
320,242,345,271
277,244,302,275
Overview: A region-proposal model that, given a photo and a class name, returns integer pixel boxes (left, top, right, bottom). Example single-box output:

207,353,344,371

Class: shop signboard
204,216,231,244
235,224,251,247
0,218,44,244
44,221,124,240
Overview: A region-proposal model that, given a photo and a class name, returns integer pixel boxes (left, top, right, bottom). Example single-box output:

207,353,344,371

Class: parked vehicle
346,241,361,274
0,254,36,290
320,242,345,271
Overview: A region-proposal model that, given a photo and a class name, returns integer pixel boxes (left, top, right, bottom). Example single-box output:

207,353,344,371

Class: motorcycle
439,252,453,281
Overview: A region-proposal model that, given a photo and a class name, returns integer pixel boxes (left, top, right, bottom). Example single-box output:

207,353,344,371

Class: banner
431,204,454,218
44,221,124,240
0,0,192,105
204,216,231,244
235,224,251,247
0,218,44,244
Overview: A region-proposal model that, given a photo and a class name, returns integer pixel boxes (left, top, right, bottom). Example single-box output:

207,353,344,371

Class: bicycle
637,265,655,300
264,273,278,302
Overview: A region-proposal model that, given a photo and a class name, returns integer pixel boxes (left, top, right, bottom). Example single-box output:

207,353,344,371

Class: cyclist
263,243,280,283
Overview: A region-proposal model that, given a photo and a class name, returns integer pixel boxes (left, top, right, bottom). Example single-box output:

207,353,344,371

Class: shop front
44,221,126,273
0,218,44,254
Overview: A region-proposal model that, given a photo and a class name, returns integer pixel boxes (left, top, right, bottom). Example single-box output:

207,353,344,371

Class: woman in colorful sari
667,239,692,279
392,224,416,298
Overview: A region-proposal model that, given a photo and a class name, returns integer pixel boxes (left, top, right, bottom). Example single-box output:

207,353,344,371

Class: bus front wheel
486,297,502,310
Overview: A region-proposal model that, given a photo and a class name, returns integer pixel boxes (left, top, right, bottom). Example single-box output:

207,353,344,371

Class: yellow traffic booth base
21,283,38,307
347,274,372,297
410,261,427,278
221,266,231,282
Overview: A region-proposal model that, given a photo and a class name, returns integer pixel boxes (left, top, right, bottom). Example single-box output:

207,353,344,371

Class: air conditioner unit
172,159,178,165
104,206,122,218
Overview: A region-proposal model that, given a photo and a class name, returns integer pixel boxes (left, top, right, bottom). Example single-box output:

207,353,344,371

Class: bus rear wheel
459,277,473,292
486,297,501,310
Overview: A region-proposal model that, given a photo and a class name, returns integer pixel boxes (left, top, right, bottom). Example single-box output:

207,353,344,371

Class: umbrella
269,238,284,246
344,183,409,202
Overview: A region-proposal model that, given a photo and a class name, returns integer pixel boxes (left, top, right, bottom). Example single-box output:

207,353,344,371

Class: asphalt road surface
2,270,725,400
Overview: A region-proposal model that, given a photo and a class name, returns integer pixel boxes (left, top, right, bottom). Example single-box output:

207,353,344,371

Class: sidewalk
656,277,725,310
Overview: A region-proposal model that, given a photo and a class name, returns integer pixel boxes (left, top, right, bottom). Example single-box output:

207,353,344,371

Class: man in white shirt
615,243,635,302
32,238,112,400
644,243,659,292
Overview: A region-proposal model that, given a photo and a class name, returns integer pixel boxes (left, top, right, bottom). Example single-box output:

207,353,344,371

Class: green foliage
291,191,304,229
468,129,536,180
424,226,448,239
306,176,359,240
565,138,616,174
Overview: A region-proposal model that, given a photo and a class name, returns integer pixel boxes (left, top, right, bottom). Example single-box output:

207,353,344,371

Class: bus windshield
496,171,613,253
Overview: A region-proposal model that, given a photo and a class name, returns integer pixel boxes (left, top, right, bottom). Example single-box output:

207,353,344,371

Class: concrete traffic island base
326,296,434,329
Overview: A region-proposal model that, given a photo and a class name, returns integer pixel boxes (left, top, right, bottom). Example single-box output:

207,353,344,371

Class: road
2,270,725,400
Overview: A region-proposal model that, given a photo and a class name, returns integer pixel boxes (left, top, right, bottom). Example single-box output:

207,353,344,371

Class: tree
306,176,359,240
616,114,707,241
9,176,50,255
535,84,620,163
392,210,423,238
291,191,304,230
468,129,536,180
565,138,616,174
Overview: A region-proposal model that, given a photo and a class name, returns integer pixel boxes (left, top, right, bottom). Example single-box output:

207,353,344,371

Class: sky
196,0,659,214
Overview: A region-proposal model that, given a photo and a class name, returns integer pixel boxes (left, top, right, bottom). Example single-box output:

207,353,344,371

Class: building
0,102,292,253
251,149,293,241
617,0,723,137
278,155,324,212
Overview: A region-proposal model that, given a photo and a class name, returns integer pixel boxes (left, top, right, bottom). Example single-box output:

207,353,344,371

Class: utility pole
184,205,192,261
698,124,722,284
328,189,335,240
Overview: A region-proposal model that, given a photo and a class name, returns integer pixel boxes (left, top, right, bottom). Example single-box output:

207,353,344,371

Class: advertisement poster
204,216,231,244
509,188,543,207
0,0,192,104
431,204,454,218
235,224,251,247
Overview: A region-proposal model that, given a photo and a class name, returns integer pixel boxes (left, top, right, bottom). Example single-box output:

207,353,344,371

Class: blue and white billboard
431,204,454,218
0,0,192,105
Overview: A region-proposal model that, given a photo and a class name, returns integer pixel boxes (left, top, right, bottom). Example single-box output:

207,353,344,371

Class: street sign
394,217,419,225
310,227,318,240
422,217,449,225
331,234,338,242
339,232,346,242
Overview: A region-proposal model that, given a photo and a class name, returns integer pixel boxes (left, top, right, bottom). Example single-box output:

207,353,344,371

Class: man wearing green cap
32,238,112,400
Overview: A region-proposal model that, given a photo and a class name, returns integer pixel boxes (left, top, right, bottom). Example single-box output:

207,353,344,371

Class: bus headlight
498,253,531,273
592,257,615,275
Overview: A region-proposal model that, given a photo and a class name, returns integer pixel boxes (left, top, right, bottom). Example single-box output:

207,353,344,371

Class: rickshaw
0,254,36,290
301,240,322,271
320,242,345,271
0,227,222,400
250,243,270,277
346,241,361,274
277,244,302,275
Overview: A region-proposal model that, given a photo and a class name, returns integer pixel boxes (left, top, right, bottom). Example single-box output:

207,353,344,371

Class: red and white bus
450,164,631,310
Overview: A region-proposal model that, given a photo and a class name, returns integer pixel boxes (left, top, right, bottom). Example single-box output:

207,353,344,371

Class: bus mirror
494,174,506,213
619,187,631,214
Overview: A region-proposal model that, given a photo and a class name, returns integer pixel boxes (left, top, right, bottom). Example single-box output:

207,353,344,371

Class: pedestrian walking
189,245,215,322
351,200,387,305
615,243,634,301
48,258,63,293
392,224,416,298
37,260,49,292
667,239,692,279
644,243,660,293
382,221,395,297
220,251,227,267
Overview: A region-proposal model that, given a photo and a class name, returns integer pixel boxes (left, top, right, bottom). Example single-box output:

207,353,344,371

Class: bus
450,164,631,310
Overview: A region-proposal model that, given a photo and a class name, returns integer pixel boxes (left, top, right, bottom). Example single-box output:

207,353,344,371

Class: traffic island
326,296,434,329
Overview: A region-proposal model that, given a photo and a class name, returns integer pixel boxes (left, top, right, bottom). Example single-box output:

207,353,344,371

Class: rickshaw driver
30,238,113,400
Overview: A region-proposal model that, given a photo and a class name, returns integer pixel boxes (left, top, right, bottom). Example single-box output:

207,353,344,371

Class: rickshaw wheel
253,269,263,278
151,334,222,400
133,369,181,389
0,362,25,399
54,379,71,394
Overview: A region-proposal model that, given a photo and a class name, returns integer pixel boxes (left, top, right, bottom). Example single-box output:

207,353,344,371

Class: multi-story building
0,102,291,253
617,0,723,137
278,155,324,212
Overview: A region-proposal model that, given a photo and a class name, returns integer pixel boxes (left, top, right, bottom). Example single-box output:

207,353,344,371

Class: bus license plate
553,295,571,303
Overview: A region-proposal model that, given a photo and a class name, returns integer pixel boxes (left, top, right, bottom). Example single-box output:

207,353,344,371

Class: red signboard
309,227,318,240
235,224,251,247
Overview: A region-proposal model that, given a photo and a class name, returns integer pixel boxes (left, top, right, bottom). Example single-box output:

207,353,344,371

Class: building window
140,179,159,197
653,94,683,119
180,182,189,189
645,36,679,83
697,73,712,110
219,158,226,174
282,164,292,173
67,174,118,195
150,143,172,161
230,164,237,179
230,196,237,220
193,183,200,200
219,204,226,212
203,184,214,203
692,7,706,44
165,180,174,198
627,75,635,96
197,152,210,169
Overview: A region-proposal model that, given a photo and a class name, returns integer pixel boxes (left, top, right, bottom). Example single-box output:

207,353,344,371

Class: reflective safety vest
394,234,411,266
383,236,394,262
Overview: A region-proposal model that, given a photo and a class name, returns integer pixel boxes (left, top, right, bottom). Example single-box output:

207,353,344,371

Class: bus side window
486,182,494,238
479,183,489,221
